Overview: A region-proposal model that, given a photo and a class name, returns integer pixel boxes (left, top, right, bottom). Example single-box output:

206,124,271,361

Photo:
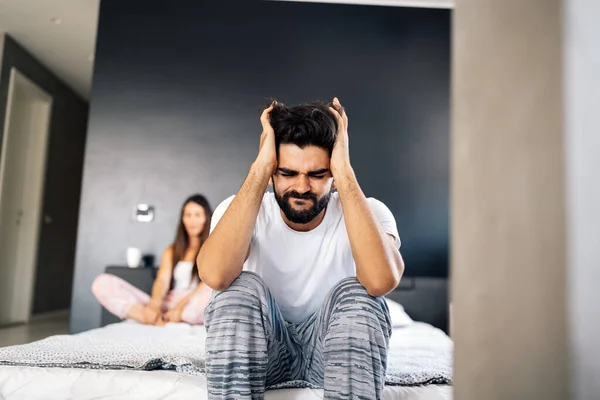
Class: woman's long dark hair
171,194,212,284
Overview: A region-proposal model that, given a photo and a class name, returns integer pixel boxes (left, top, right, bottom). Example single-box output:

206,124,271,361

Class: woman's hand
158,305,184,325
142,305,163,325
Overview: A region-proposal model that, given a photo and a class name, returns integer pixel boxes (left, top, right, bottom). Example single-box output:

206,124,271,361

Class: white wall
452,0,568,398
564,1,600,398
453,0,600,398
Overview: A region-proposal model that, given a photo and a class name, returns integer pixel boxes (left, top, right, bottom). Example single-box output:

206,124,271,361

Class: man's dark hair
268,100,339,155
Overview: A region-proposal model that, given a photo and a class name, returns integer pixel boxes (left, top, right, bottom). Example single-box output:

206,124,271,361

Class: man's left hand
329,97,351,177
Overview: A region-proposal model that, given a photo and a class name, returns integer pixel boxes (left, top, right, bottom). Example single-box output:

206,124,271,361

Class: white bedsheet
0,321,452,399
0,366,452,400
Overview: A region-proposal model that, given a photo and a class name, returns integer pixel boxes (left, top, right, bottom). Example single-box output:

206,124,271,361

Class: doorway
0,68,52,326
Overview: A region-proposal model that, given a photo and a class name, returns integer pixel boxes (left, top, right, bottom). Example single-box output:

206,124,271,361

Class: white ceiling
276,0,453,8
0,0,452,101
0,0,99,99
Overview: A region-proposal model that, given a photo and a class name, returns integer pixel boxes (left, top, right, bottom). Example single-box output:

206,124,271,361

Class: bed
0,302,453,399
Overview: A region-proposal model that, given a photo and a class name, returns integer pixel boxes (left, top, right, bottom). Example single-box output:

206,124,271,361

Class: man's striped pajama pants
204,271,392,400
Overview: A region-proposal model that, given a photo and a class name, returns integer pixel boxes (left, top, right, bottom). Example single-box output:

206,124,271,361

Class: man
197,97,404,400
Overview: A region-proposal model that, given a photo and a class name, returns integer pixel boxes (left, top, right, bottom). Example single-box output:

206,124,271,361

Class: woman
92,194,213,325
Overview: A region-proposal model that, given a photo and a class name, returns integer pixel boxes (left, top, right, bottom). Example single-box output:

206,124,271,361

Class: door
0,68,52,325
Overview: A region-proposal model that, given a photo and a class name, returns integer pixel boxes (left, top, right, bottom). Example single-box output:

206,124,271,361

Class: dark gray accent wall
0,35,89,314
71,0,449,333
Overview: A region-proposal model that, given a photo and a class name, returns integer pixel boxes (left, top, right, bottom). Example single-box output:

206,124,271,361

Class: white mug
126,247,142,268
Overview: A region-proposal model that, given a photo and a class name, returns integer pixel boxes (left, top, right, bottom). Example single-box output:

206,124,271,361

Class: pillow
384,298,413,327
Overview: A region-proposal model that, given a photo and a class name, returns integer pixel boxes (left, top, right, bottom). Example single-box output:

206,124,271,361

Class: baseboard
30,309,70,321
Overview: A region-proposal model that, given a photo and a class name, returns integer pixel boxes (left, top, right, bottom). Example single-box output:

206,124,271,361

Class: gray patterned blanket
0,321,452,388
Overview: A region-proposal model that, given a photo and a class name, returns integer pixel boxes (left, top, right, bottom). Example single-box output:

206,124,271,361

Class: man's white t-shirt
210,192,401,323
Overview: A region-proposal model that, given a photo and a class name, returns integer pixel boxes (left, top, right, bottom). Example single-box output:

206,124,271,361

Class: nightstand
100,266,156,327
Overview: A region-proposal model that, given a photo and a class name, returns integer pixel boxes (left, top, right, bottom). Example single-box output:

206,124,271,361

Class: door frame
0,67,53,324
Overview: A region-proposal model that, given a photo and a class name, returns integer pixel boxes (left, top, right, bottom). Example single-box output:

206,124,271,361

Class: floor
0,310,69,347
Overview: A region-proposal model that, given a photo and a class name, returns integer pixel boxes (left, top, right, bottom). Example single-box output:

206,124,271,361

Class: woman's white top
171,261,197,290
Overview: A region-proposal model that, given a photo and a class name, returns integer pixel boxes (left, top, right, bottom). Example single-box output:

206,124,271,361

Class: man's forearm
334,165,403,296
197,162,271,290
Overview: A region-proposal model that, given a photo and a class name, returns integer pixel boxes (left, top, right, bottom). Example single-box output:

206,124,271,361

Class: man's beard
273,187,331,224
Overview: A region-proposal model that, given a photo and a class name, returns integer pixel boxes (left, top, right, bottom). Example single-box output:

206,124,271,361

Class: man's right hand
255,102,277,176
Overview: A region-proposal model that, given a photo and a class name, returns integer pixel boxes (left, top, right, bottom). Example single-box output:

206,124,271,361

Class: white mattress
0,321,452,400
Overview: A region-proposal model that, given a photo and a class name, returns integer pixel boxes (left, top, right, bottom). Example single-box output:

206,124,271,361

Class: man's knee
327,277,391,330
211,271,269,302
330,277,378,307
230,270,269,291
204,271,270,326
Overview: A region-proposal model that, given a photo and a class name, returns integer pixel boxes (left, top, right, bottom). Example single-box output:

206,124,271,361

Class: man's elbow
197,253,229,291
396,256,405,279
198,269,231,292
366,286,389,297
205,279,231,292
365,264,403,297
365,278,399,297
